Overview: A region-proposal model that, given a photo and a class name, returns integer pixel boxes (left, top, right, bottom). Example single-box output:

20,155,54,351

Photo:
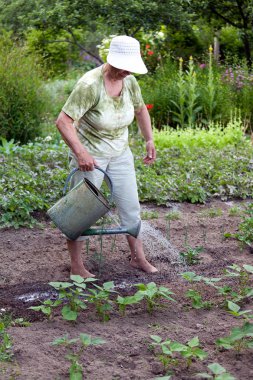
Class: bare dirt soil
0,199,253,380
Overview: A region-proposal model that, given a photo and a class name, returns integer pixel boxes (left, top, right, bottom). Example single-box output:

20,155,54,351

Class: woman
56,35,158,277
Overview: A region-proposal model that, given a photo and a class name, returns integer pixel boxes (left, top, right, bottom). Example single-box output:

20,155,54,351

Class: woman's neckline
101,65,124,99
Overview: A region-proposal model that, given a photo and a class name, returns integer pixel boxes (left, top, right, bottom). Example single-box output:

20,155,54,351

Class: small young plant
165,211,181,221
87,281,117,321
200,207,223,218
135,282,176,314
216,322,253,353
51,333,106,380
49,275,97,321
226,301,253,321
0,322,13,362
29,299,62,320
228,205,243,217
185,289,212,310
141,210,159,220
179,246,203,265
223,264,253,302
116,293,143,316
196,362,236,379
150,335,208,371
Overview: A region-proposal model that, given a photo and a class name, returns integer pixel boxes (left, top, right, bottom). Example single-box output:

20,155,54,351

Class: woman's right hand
77,150,98,171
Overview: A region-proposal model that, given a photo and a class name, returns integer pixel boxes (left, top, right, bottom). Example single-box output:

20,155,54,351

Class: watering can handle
63,165,114,204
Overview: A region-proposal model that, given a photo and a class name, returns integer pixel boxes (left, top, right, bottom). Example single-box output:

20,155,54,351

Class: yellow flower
209,45,213,53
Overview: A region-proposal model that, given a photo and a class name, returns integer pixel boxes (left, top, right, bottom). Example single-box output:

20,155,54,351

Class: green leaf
188,336,199,347
227,301,240,313
61,305,78,321
243,265,253,274
208,363,226,375
49,281,73,289
70,274,84,283
150,335,162,343
170,342,187,352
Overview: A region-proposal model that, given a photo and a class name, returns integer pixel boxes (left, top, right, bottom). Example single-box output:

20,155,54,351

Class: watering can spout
80,221,141,239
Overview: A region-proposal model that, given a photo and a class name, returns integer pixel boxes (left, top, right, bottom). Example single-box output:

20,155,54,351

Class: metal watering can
47,166,141,240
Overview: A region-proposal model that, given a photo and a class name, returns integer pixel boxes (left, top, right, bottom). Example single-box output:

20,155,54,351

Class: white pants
69,147,141,233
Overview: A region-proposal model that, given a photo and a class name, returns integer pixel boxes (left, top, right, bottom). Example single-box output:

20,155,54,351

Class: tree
188,0,253,65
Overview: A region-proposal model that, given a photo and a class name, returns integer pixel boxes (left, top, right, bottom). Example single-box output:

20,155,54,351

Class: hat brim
107,52,147,74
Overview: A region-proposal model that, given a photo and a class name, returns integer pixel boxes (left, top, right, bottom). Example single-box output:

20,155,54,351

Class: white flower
44,136,52,142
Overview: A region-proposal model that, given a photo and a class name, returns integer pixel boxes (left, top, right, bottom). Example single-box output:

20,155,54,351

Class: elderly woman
56,35,158,277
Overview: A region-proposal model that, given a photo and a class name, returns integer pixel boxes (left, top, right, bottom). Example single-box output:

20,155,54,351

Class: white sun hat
107,35,147,74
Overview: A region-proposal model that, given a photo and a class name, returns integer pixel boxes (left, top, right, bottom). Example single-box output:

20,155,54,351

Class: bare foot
130,258,158,273
70,266,95,278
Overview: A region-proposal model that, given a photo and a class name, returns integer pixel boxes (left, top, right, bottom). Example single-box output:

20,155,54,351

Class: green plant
134,282,175,314
87,281,117,321
0,322,13,362
29,300,62,320
228,205,243,217
185,289,212,310
179,246,203,265
226,301,253,321
0,32,49,143
200,207,223,218
216,322,253,353
150,335,208,370
223,264,253,302
116,293,143,316
49,275,96,321
141,210,159,220
165,211,181,221
196,362,236,379
51,333,106,379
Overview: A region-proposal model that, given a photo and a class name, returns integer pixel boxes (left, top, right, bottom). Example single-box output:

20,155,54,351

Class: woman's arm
55,111,97,171
135,106,156,164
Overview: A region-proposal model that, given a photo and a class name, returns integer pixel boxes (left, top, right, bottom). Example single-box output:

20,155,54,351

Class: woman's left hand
143,140,156,165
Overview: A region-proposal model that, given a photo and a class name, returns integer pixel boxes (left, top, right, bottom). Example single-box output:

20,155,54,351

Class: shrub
0,32,49,144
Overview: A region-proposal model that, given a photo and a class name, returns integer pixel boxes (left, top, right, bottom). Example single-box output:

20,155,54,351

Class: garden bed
0,199,253,380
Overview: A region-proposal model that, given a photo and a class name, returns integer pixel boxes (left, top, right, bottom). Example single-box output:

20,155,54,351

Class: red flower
146,104,154,110
146,44,151,49
147,50,154,56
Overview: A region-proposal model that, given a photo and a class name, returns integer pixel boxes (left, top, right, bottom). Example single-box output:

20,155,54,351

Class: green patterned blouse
62,65,145,158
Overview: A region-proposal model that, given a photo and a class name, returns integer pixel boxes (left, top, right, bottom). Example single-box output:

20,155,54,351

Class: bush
0,32,49,144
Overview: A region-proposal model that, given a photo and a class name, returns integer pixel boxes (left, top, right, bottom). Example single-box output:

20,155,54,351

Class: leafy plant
87,281,117,321
51,333,106,380
200,207,223,218
0,322,13,362
223,264,253,302
185,289,212,310
164,211,181,221
196,362,236,379
116,293,143,316
141,210,159,220
226,301,253,321
29,300,62,320
216,322,253,353
150,335,208,370
179,246,203,265
134,282,176,314
49,275,96,321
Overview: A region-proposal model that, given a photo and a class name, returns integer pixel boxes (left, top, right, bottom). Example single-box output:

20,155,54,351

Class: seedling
200,207,223,218
29,299,62,320
49,275,97,321
141,210,159,220
0,322,13,362
216,322,253,353
87,281,117,321
196,362,236,379
116,293,143,316
226,301,253,321
223,264,253,302
150,335,208,370
185,289,212,309
135,282,176,314
51,333,106,379
179,246,203,265
165,211,181,220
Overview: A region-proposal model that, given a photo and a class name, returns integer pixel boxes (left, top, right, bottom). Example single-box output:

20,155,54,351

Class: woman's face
107,64,131,80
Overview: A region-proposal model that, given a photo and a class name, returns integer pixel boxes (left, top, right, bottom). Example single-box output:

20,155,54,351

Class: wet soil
0,199,253,380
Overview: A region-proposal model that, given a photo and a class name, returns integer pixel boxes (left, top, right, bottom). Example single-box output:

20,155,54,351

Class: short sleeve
62,81,97,121
128,76,145,111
